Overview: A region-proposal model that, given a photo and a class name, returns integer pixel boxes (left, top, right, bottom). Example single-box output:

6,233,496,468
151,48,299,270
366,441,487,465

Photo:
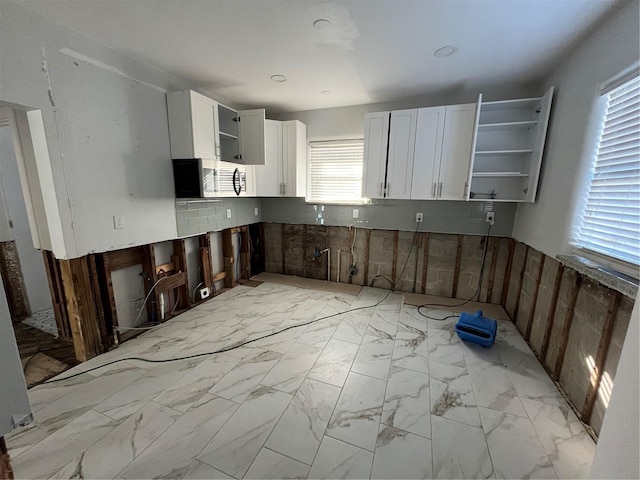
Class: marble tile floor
22,308,58,337
6,280,596,479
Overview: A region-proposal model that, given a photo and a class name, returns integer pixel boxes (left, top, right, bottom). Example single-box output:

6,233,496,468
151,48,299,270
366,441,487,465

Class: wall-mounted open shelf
467,87,554,202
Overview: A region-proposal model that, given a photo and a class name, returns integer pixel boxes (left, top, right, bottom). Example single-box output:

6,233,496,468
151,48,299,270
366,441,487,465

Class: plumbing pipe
159,293,165,321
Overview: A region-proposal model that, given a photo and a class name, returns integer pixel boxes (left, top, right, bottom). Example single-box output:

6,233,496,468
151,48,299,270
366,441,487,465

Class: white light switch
352,209,359,219
226,208,232,219
113,215,125,229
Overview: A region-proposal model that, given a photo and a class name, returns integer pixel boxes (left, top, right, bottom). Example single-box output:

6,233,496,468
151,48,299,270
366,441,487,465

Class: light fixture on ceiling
313,18,332,30
270,74,287,83
321,90,331,95
434,45,458,58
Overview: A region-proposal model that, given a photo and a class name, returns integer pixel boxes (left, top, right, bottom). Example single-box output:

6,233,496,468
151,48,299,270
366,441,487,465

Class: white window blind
576,74,640,266
307,140,366,204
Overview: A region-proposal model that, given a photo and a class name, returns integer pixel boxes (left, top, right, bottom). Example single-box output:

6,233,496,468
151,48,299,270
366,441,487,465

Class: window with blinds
575,73,640,267
307,140,367,204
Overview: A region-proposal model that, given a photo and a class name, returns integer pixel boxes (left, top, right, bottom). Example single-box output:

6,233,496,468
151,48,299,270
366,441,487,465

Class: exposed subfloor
6,277,595,479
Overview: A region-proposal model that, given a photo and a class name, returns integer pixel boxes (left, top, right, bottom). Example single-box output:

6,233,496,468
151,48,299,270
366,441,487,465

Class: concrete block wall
501,241,635,437
175,197,262,237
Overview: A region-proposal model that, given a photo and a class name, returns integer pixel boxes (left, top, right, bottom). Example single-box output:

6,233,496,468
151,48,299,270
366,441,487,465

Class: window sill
557,254,638,298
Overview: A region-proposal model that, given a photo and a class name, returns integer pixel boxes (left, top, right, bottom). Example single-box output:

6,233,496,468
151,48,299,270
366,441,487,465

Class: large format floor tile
7,280,596,480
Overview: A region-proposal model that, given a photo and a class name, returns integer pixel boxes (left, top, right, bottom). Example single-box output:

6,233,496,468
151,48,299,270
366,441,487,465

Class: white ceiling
16,0,619,113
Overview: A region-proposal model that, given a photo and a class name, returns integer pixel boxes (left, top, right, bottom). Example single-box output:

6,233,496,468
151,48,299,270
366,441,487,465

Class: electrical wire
43,288,395,384
417,222,493,321
351,227,358,266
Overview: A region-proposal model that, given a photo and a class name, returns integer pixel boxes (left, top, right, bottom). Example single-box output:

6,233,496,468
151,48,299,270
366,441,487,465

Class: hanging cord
369,222,420,291
43,287,395,384
115,276,175,331
351,227,358,266
417,222,493,321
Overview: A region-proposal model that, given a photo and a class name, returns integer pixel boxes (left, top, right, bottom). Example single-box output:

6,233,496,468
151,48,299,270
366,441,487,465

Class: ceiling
17,0,619,113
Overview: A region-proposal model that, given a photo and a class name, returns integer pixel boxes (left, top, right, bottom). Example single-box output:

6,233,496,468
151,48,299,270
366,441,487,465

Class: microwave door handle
233,168,241,196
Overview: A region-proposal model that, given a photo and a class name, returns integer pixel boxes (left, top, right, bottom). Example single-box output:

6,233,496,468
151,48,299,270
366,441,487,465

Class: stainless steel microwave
172,158,247,198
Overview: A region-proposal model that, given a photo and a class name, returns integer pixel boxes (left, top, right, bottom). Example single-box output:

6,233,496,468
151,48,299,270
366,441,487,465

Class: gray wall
261,197,515,237
176,197,262,238
513,0,640,258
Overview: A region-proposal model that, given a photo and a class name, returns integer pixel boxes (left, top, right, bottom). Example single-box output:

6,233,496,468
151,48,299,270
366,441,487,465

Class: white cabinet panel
238,109,266,165
438,103,476,200
191,96,218,160
362,112,390,198
167,90,219,160
411,107,446,199
282,120,307,197
387,109,417,199
255,120,282,196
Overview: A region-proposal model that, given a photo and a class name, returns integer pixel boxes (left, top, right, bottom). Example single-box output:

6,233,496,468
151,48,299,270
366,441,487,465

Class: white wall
512,0,640,257
589,297,640,479
0,2,231,259
0,126,52,313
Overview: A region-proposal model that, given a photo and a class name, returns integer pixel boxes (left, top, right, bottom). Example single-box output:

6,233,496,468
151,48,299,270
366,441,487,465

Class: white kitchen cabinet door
411,107,446,199
255,120,282,196
282,120,307,197
438,103,476,200
386,109,417,199
167,90,219,160
362,112,390,198
237,109,266,165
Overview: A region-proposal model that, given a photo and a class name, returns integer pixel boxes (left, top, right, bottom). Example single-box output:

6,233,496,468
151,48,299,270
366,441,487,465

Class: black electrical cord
370,222,420,291
44,287,395,384
417,222,493,321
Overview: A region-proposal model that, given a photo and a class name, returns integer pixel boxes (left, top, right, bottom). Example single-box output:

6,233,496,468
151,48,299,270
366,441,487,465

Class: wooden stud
302,224,308,278
42,250,72,339
281,223,286,274
106,247,143,271
212,271,226,282
87,254,112,349
525,255,546,340
486,237,499,303
501,238,516,306
554,273,583,381
582,291,621,422
512,245,529,324
452,234,463,298
363,229,371,287
239,227,251,280
171,239,189,309
421,232,429,294
541,265,565,362
59,257,104,362
348,227,355,284
221,228,234,288
141,244,158,322
101,254,119,339
391,230,399,283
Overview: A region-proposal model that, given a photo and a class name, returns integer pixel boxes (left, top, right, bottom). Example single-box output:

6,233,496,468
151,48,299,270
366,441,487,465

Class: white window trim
305,139,369,205
570,65,640,279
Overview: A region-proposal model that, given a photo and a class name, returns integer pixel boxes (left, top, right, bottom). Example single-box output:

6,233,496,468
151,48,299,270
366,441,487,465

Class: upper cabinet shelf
466,87,554,203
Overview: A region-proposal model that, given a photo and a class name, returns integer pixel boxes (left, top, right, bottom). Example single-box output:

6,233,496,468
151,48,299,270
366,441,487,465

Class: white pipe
159,293,165,321
337,249,341,283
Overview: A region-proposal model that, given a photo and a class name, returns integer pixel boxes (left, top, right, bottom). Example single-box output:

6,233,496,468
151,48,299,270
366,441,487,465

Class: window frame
571,67,640,279
305,138,369,206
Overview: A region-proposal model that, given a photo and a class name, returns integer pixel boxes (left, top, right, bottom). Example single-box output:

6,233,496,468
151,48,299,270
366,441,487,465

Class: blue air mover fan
455,310,497,348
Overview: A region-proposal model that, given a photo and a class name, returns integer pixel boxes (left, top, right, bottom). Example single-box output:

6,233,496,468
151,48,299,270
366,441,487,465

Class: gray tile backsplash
175,197,262,237
260,198,515,236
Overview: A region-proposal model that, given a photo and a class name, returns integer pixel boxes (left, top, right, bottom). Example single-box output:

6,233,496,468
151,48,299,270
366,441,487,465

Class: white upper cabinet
438,103,477,200
362,112,390,198
411,107,446,199
167,90,220,160
467,87,554,202
387,109,418,199
255,119,307,197
237,109,266,165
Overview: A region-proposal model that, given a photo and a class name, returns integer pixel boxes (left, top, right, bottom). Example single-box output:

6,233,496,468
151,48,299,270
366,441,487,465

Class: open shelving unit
466,88,554,202
218,104,240,162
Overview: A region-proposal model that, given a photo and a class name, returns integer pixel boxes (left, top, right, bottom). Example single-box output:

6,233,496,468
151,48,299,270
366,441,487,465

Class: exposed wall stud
541,264,565,362
501,238,516,306
421,232,429,294
391,230,399,284
582,291,621,422
525,255,546,340
452,234,463,298
486,237,499,302
363,229,371,286
554,274,583,380
512,244,529,324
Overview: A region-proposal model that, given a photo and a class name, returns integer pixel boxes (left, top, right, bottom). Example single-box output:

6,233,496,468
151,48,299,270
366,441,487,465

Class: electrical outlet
352,209,359,219
226,208,232,219
254,207,259,216
199,287,211,300
486,212,495,224
113,215,125,229
416,212,424,223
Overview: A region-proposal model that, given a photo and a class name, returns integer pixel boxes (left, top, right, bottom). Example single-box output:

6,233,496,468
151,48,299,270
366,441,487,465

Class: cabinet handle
432,182,436,197
438,182,443,197
234,154,242,160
